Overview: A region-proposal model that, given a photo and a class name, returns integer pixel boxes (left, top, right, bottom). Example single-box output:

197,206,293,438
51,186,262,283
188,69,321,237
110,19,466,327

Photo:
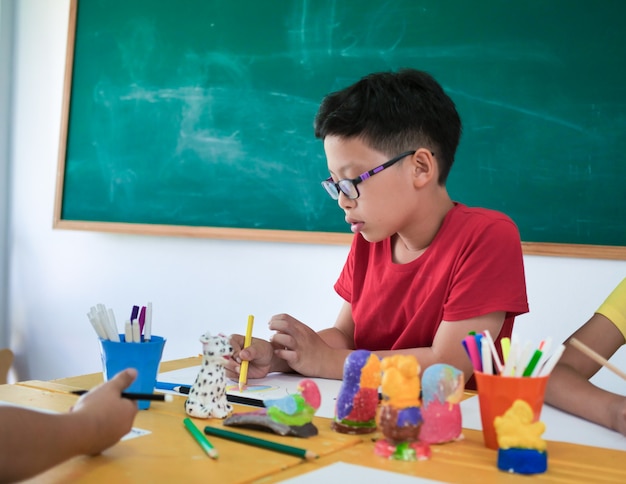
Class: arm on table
545,313,626,436
0,368,138,483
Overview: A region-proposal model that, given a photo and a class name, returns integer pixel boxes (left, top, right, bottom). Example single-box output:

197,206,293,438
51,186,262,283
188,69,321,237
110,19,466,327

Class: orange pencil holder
474,371,549,450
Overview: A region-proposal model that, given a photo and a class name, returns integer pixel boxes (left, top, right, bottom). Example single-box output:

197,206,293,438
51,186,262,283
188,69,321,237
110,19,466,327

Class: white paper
158,366,343,418
121,427,151,441
280,462,445,483
460,395,626,452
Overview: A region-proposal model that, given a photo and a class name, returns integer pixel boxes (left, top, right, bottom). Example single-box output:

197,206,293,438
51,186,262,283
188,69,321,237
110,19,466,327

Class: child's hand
268,313,335,377
71,368,139,455
226,335,282,380
610,397,626,436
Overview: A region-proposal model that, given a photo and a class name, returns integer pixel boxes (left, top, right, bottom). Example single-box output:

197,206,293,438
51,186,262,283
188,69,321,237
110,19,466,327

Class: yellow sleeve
595,278,626,339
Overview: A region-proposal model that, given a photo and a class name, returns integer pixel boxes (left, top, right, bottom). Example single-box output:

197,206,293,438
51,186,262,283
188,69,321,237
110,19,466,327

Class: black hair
314,69,462,184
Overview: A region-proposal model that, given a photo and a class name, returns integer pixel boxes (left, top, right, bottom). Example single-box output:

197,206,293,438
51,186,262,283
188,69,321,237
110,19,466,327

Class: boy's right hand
226,335,282,380
71,368,139,455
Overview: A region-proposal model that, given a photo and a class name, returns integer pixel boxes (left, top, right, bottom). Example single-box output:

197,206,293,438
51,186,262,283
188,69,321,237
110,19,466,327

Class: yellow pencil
238,314,254,391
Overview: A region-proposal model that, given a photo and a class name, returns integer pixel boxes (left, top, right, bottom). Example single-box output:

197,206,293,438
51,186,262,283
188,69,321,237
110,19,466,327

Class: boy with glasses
227,69,528,389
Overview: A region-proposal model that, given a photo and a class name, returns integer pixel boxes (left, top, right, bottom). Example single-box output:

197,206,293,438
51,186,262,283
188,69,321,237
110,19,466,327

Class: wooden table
3,357,625,483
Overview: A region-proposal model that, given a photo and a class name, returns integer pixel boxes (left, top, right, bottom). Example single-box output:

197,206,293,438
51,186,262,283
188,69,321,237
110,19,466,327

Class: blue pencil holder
99,335,166,410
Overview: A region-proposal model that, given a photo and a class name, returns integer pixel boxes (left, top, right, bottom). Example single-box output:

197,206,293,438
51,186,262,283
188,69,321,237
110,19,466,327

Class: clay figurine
185,332,234,419
374,355,430,461
419,363,464,444
494,399,548,474
224,379,321,437
333,350,381,434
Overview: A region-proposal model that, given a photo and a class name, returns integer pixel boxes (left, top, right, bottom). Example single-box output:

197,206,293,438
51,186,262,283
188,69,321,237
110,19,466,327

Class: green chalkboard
55,0,626,258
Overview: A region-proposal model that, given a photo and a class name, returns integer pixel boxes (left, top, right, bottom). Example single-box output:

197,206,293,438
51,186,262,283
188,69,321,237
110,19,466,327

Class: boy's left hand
269,313,335,377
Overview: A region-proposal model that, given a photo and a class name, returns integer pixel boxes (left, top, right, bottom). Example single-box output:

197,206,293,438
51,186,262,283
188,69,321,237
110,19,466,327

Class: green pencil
184,418,218,459
204,426,318,460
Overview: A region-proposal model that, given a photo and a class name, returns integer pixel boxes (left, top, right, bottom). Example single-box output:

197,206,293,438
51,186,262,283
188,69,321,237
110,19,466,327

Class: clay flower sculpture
418,363,464,444
494,399,548,474
374,355,431,461
185,332,234,419
333,350,381,434
223,379,321,437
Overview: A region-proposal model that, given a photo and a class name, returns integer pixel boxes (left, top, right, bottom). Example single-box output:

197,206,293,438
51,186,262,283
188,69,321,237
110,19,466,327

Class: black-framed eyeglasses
321,150,417,200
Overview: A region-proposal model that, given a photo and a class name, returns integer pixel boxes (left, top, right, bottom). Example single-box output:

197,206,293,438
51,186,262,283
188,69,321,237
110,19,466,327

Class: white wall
0,0,14,348
7,1,626,396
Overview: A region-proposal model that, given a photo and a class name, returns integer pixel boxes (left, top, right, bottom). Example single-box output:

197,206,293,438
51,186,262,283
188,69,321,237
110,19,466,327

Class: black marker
155,381,192,395
71,390,174,401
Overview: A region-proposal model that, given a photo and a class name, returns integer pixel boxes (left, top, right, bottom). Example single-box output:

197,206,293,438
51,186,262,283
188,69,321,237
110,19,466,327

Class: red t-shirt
334,203,528,384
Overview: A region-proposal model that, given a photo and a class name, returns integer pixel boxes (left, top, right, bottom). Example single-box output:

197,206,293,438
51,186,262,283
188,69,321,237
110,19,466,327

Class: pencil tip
305,450,319,460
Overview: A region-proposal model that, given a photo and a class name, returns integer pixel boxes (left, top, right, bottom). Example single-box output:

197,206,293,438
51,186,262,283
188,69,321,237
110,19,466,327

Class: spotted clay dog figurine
185,332,233,419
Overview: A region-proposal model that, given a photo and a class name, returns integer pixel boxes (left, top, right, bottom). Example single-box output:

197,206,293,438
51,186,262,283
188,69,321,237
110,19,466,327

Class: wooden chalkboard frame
54,0,626,260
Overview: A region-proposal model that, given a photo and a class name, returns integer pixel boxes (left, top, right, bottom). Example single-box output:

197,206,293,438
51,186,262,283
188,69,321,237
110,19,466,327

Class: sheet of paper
121,427,151,441
158,366,343,419
460,395,626,452
280,462,445,483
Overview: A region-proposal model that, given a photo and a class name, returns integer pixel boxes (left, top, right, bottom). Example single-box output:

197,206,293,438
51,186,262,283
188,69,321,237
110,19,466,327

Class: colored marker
106,308,120,342
87,310,107,339
138,306,146,335
482,330,503,374
515,341,533,376
131,320,141,343
522,349,543,377
538,344,566,377
71,390,173,402
462,335,482,372
130,305,139,323
144,302,153,341
124,320,133,342
156,381,191,395
500,337,511,364
481,337,493,375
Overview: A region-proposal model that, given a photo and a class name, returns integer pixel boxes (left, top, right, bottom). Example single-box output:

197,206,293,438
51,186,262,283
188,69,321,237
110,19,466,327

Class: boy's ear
411,149,437,188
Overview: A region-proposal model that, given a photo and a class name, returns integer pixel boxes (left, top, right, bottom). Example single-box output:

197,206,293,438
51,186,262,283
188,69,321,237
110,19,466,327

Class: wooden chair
0,348,14,384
